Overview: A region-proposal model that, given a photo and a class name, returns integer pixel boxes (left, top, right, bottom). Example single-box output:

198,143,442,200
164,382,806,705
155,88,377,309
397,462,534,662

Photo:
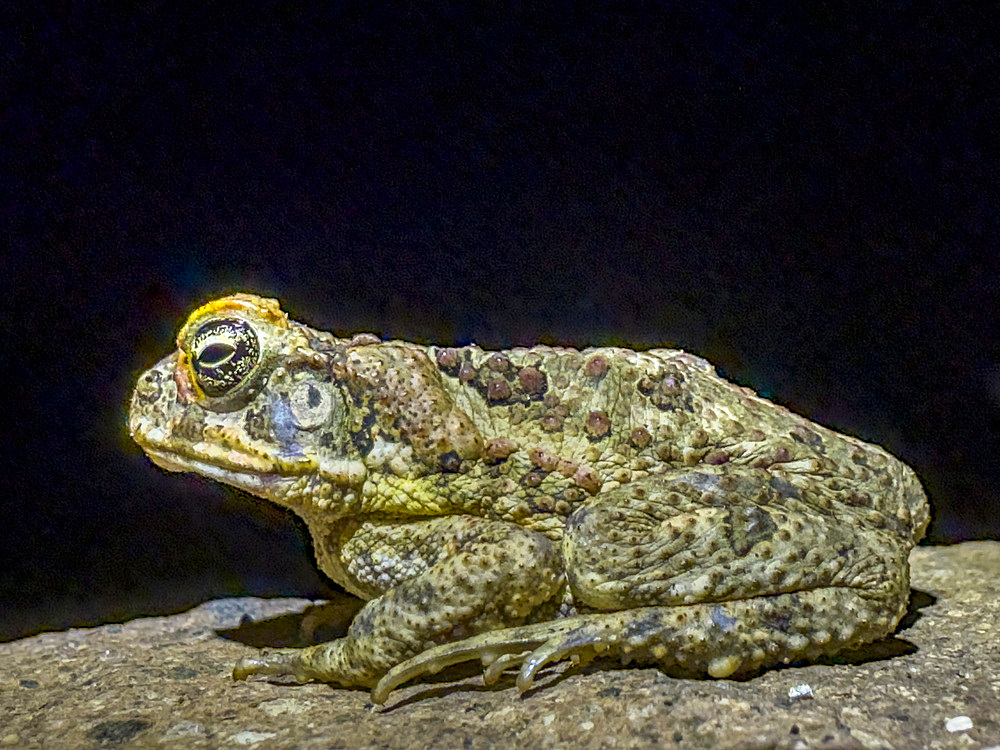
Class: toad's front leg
233,515,565,689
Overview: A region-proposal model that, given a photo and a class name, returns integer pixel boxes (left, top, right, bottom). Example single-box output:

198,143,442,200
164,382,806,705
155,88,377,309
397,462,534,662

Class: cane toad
128,294,929,702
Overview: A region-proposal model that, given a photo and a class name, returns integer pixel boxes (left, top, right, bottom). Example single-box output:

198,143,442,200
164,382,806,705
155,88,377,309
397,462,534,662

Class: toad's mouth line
139,442,367,490
141,446,290,490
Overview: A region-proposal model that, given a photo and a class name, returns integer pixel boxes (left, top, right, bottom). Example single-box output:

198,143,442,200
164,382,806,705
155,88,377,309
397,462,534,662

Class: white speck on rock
945,715,973,733
231,730,278,745
579,720,595,731
849,729,892,750
788,683,814,700
161,720,206,739
626,704,657,722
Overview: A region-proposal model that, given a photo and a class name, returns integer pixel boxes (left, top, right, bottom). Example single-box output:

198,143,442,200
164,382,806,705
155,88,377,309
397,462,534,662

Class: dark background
4,4,999,641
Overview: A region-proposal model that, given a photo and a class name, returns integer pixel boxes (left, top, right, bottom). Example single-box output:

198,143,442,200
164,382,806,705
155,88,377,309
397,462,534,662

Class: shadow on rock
216,597,363,648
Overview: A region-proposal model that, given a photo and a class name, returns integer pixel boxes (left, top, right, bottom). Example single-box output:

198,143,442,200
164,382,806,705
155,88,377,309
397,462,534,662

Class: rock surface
2,542,998,750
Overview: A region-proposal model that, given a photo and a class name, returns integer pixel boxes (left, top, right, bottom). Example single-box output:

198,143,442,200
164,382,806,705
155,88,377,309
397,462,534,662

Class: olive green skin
129,294,929,702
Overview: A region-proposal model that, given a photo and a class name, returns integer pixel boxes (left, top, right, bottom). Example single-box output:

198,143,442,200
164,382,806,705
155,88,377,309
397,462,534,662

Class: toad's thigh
563,469,909,611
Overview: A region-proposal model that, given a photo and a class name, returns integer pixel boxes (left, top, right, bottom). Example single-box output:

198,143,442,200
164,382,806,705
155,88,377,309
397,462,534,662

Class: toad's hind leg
373,585,902,703
374,469,914,702
560,469,912,671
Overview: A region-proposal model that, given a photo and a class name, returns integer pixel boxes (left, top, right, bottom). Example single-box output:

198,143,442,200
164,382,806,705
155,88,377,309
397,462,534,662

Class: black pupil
199,342,235,367
191,319,259,397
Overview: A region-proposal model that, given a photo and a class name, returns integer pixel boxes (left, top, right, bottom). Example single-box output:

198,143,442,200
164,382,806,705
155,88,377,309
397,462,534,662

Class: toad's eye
190,319,260,397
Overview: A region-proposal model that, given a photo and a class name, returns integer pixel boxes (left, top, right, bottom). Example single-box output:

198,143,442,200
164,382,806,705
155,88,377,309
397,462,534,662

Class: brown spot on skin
867,510,889,528
435,348,458,368
773,446,791,463
541,412,563,431
542,392,561,409
573,465,602,495
487,378,512,402
644,370,687,410
718,474,739,492
554,499,571,515
629,427,652,448
585,410,611,439
682,448,702,466
689,429,709,448
487,353,511,372
458,361,477,383
584,355,609,377
791,425,823,449
529,448,560,471
347,333,380,347
517,366,546,395
556,458,578,477
749,429,766,441
844,490,872,507
523,470,545,488
705,450,729,465
535,496,554,512
656,443,674,462
484,437,518,463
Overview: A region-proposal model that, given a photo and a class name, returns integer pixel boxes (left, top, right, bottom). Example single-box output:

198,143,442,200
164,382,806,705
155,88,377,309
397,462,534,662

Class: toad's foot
233,649,344,685
371,617,591,703
372,585,906,704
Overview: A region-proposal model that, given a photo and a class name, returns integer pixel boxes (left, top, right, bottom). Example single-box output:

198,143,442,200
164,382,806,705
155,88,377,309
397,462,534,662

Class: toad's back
334,335,927,543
